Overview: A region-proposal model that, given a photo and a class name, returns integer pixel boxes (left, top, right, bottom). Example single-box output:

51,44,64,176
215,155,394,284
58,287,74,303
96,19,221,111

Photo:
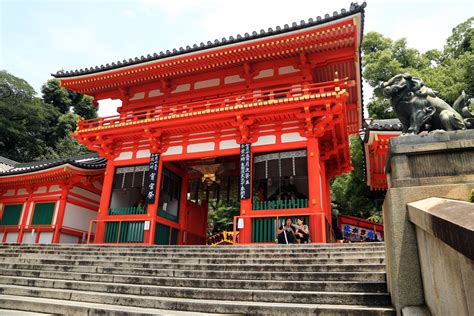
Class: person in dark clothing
294,217,310,244
277,217,296,244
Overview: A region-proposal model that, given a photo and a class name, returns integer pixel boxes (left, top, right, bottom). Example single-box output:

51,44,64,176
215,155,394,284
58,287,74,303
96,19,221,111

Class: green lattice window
104,221,144,243
0,204,23,226
31,202,55,225
154,223,179,245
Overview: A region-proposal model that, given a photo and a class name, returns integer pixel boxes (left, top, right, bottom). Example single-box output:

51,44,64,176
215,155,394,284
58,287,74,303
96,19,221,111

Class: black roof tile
0,153,107,176
52,2,366,78
0,156,18,167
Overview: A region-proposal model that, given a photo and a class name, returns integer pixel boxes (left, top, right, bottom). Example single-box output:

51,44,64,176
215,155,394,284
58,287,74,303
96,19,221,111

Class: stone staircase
0,243,395,315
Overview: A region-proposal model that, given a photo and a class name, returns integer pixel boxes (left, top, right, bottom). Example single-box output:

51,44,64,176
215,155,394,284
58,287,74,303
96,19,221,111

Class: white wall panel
62,202,98,232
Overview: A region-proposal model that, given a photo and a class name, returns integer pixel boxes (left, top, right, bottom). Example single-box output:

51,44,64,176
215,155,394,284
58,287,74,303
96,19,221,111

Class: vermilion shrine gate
48,3,367,245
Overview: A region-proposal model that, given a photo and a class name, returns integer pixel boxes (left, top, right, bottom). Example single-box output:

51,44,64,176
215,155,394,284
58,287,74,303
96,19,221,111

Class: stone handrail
407,197,473,316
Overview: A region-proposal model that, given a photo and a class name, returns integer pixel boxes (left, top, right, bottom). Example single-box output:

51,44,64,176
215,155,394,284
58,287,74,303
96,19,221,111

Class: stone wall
407,198,473,316
383,130,474,315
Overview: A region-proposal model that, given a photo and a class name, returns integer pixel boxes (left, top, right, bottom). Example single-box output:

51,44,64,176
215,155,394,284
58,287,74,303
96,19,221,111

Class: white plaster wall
278,65,299,75
281,132,307,143
60,233,80,244
115,151,133,161
224,75,244,84
172,84,190,93
3,190,14,197
5,232,18,243
34,186,47,194
194,78,220,89
70,187,101,202
187,142,215,153
38,232,53,244
129,92,145,100
136,149,151,158
62,202,98,232
22,232,35,244
149,89,163,97
49,185,61,192
163,146,183,156
254,69,274,79
219,139,240,150
253,135,276,146
17,189,27,195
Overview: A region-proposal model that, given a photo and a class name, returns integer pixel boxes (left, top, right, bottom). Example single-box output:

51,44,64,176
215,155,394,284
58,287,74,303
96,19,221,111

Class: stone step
0,294,210,315
0,271,388,292
0,283,392,308
0,254,385,265
0,265,387,282
0,242,386,249
0,293,395,315
0,245,386,254
0,275,391,304
0,250,385,260
0,258,386,272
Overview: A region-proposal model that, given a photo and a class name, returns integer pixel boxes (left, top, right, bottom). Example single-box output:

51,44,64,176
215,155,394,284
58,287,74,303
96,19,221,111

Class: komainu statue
381,73,473,134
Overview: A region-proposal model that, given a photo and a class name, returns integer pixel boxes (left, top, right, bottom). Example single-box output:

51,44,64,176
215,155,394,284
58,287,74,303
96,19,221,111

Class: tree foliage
330,136,385,221
362,17,474,119
0,72,93,162
331,17,473,222
207,199,240,234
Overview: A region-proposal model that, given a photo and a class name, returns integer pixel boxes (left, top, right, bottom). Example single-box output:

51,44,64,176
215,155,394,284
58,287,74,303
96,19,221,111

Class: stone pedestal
383,130,474,315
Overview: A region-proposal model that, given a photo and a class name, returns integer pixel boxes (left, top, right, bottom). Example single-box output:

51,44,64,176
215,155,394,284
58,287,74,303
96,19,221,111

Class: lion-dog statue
381,73,472,134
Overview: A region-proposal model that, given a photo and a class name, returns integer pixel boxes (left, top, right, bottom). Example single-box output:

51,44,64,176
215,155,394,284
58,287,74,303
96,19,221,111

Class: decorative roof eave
0,164,104,187
0,154,106,177
55,9,365,95
74,88,350,135
53,2,366,81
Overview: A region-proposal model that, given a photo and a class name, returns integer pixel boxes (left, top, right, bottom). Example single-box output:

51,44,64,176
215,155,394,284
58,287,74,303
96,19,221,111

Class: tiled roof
365,118,403,132
0,156,18,167
52,2,367,78
0,153,107,176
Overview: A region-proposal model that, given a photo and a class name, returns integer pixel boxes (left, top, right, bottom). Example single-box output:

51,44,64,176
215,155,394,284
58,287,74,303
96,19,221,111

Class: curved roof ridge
0,153,107,176
52,2,366,78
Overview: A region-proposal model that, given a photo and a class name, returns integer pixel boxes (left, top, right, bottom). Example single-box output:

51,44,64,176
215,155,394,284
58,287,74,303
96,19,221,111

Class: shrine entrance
155,155,241,246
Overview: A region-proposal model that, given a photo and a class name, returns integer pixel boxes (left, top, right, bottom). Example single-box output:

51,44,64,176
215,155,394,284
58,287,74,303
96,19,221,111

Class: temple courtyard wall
383,130,474,315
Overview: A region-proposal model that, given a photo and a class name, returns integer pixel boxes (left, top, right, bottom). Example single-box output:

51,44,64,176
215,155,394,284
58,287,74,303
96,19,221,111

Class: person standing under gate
277,218,296,244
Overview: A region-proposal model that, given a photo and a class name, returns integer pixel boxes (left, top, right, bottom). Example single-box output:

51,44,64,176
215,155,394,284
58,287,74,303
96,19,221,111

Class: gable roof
0,156,18,167
0,153,106,176
52,2,366,79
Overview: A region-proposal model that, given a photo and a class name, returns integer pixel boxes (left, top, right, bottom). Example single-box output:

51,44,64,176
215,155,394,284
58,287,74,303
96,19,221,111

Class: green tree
0,72,93,162
42,79,97,119
207,199,240,234
330,136,385,221
362,17,474,119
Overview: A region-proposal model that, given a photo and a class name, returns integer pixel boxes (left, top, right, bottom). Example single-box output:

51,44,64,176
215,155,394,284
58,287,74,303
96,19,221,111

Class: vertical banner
146,153,160,204
239,144,251,200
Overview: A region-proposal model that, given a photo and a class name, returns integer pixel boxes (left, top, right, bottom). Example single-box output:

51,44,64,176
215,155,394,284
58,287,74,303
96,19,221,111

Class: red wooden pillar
307,137,326,243
94,160,115,243
177,172,189,245
320,162,331,226
147,155,163,245
52,185,69,243
17,188,34,243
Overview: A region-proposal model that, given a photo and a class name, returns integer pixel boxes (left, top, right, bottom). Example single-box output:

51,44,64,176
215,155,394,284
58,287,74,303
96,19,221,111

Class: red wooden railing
77,80,349,131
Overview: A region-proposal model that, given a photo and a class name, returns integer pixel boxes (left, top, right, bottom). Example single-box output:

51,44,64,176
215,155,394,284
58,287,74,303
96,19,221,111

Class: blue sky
1,0,472,117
